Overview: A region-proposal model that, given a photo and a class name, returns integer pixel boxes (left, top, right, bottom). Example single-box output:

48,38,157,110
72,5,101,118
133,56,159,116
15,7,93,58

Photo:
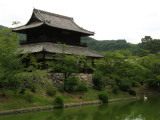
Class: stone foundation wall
48,73,64,87
77,73,93,87
48,73,93,87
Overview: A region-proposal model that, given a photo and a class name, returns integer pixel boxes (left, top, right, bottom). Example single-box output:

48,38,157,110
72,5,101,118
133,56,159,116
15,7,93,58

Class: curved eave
70,18,94,36
12,9,44,33
12,22,44,33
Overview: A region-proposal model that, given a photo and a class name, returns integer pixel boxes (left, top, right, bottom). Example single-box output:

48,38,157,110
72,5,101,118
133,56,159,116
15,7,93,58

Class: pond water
1,95,160,120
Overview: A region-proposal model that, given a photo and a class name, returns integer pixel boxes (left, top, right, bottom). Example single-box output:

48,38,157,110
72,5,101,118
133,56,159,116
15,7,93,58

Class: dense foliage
140,36,160,55
0,28,48,93
0,28,23,93
92,71,106,90
83,36,160,92
93,48,160,91
1,26,160,96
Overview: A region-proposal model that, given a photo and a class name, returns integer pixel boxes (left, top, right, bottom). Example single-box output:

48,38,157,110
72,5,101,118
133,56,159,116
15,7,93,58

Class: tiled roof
13,9,94,35
18,42,104,58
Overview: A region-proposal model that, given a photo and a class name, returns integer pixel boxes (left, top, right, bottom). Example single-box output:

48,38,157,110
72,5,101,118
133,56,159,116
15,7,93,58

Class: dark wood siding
26,26,81,46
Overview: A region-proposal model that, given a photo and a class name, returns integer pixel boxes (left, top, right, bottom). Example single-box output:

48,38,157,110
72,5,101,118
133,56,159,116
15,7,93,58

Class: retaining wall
48,73,93,87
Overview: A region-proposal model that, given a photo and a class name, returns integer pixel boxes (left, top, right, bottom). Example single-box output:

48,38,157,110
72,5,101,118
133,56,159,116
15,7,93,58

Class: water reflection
1,95,160,120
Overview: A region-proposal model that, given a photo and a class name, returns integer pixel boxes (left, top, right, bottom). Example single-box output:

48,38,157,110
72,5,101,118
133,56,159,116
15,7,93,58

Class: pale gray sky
1,0,160,43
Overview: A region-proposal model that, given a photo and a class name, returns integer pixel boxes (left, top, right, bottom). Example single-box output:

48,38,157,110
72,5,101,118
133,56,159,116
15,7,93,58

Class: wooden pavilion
12,9,103,66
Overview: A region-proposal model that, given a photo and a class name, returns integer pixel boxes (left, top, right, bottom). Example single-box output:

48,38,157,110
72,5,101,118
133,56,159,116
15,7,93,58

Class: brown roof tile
13,9,94,35
18,42,104,58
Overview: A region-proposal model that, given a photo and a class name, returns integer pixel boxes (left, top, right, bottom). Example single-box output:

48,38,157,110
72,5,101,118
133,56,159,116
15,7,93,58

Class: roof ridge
34,8,73,20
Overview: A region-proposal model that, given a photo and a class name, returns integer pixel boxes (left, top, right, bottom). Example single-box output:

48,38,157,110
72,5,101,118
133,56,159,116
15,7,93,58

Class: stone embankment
48,73,93,87
0,97,138,116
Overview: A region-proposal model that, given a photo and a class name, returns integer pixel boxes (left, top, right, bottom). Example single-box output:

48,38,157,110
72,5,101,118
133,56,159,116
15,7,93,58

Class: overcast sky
1,0,160,43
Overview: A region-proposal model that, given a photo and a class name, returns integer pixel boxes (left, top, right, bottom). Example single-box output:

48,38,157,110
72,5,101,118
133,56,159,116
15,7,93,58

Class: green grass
33,96,52,105
0,87,134,111
0,89,53,111
108,91,133,99
60,88,99,103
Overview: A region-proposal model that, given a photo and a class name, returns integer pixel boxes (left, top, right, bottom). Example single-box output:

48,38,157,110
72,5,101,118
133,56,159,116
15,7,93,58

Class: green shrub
112,85,119,94
65,76,78,92
98,91,108,103
76,81,88,92
119,84,130,92
46,86,57,97
92,71,105,90
53,95,64,108
129,89,136,96
58,84,65,93
25,94,33,103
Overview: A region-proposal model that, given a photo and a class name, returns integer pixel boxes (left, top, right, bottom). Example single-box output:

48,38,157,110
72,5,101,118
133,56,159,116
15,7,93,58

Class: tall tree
0,28,23,92
141,36,160,54
47,53,79,91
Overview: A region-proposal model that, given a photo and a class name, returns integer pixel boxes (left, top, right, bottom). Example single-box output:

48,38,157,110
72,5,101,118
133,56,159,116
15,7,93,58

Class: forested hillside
81,37,141,55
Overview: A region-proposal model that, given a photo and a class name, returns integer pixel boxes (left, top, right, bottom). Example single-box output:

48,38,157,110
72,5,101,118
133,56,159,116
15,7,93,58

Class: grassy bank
0,88,134,111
